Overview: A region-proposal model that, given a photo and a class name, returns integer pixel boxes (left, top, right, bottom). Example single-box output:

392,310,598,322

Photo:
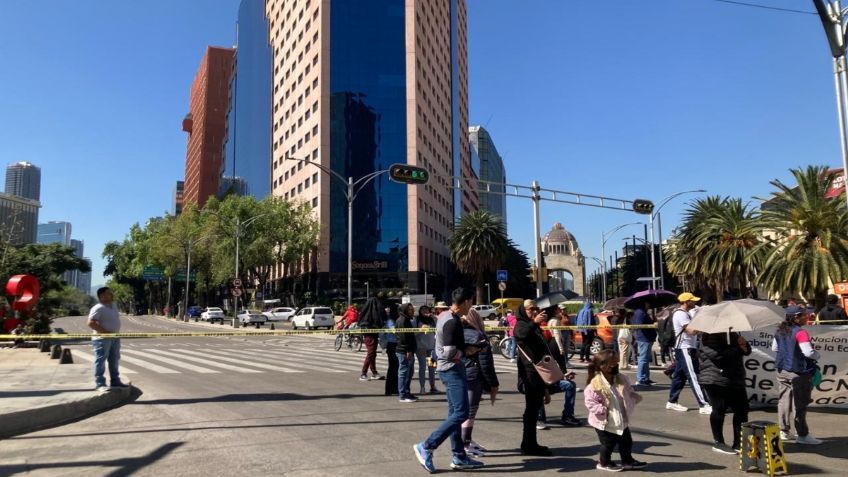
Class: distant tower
5,161,41,201
542,222,586,296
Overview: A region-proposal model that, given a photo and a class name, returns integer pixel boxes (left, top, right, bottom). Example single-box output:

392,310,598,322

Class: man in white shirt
666,292,711,414
88,287,127,392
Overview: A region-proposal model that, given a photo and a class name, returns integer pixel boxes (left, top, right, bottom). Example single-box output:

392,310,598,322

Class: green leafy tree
757,166,848,309
449,211,509,304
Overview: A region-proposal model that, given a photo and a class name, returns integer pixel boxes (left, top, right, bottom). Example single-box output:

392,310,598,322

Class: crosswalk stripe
194,349,305,373
70,348,137,374
114,352,180,374
222,347,359,373
145,349,263,373
246,346,387,370
121,349,220,374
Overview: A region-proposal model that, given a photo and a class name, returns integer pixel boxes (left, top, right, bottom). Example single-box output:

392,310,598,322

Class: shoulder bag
516,345,564,385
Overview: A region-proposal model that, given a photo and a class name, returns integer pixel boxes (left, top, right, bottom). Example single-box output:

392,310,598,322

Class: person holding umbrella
666,292,711,414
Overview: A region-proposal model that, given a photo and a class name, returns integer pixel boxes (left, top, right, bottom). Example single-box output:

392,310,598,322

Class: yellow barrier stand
740,421,788,477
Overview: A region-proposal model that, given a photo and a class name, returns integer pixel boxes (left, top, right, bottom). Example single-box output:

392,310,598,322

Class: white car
263,307,295,322
238,310,267,326
291,307,335,330
200,307,226,323
472,304,499,320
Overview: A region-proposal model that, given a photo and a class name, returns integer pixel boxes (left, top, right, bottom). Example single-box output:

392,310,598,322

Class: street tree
449,211,509,304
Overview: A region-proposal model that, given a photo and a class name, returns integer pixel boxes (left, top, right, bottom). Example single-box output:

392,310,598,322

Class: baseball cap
678,292,701,303
523,299,538,309
434,301,448,309
785,305,806,316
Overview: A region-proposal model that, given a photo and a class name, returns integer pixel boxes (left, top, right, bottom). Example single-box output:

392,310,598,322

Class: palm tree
757,166,848,309
449,211,509,304
666,196,764,302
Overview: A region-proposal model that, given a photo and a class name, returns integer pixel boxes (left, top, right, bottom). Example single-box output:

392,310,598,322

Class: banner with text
745,326,848,408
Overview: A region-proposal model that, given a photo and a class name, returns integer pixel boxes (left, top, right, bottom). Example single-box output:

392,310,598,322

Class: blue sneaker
414,442,435,473
450,455,484,470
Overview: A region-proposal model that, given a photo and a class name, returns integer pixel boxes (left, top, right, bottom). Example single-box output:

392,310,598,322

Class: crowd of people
337,288,828,473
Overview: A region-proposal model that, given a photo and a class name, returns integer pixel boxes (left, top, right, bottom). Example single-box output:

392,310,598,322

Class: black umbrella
536,290,579,309
602,296,628,311
623,289,678,310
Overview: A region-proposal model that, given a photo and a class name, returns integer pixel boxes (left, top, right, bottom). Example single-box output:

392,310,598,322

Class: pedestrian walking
632,302,657,386
396,303,418,402
537,307,581,428
461,308,499,457
514,299,554,456
584,349,647,472
414,305,439,394
546,306,569,367
414,287,483,472
773,305,822,444
506,310,518,362
666,292,711,414
88,287,128,392
358,297,385,382
382,306,399,396
699,331,751,454
815,294,848,325
616,310,633,371
576,301,597,363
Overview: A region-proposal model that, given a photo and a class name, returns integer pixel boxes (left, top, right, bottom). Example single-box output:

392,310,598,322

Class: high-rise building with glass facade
5,161,41,201
0,192,39,244
469,125,507,225
182,46,236,208
221,0,272,199
37,221,72,246
266,0,475,299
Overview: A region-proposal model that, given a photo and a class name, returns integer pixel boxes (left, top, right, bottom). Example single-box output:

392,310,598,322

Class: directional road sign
496,270,508,282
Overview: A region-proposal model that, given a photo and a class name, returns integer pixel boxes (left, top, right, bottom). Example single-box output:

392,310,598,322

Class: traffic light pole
532,181,543,297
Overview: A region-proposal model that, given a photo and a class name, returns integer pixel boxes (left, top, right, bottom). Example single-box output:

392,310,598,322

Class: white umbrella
688,299,785,334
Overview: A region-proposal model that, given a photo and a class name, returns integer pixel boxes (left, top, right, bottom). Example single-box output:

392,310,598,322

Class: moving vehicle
200,307,226,323
292,306,335,330
263,307,295,322
472,304,499,320
491,298,524,317
238,309,267,326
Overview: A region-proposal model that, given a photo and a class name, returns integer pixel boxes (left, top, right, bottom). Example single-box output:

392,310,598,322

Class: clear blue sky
0,0,840,290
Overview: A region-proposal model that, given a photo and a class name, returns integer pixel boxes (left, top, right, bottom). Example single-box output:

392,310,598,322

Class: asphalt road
0,315,844,476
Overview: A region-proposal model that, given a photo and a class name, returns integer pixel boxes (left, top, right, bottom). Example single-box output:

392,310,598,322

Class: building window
312,197,318,208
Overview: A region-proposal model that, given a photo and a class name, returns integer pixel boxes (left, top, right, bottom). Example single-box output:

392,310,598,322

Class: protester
415,305,439,395
514,299,554,456
773,305,822,444
666,292,711,414
585,350,647,472
816,294,848,325
575,301,597,363
382,305,399,396
506,310,518,362
546,306,569,367
414,287,483,472
632,302,657,386
535,307,581,428
616,310,633,371
88,287,128,392
358,298,385,382
396,303,418,402
460,308,499,457
699,331,751,454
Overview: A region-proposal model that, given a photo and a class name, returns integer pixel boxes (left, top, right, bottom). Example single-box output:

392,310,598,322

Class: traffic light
632,199,654,215
389,164,430,185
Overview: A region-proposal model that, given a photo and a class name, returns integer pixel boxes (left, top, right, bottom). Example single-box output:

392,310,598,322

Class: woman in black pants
698,331,751,454
514,299,553,456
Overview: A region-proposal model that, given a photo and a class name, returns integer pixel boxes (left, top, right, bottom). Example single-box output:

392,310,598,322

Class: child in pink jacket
584,350,647,472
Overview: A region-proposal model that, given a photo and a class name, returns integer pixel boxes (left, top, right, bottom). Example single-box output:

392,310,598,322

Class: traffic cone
50,344,62,359
60,348,73,364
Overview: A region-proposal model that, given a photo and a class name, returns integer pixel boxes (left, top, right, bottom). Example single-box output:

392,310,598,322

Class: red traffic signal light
632,199,654,215
389,164,429,185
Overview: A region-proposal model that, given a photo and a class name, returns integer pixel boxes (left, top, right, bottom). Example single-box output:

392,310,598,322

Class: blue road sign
496,270,508,282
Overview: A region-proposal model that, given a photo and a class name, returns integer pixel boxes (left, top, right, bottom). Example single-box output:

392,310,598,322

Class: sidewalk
0,346,133,439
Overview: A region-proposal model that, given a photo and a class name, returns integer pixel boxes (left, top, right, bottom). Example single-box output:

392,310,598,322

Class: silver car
200,307,226,323
263,307,295,322
292,307,335,330
237,310,267,326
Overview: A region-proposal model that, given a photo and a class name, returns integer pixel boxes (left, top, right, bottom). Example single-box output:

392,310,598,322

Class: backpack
657,310,682,348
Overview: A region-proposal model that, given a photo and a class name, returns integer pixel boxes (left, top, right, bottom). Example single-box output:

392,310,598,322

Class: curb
0,384,135,440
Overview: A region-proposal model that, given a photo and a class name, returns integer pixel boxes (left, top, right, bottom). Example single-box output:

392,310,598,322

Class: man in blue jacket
632,301,657,386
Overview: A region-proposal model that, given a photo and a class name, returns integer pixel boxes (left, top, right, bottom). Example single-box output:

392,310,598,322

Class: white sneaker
536,422,549,430
96,386,112,393
780,431,795,441
796,435,822,445
468,440,488,452
510,358,517,363
699,405,713,415
666,402,688,412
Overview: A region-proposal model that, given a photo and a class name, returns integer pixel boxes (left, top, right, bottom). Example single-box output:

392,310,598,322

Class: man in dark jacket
396,303,418,402
358,298,385,381
699,332,751,454
514,299,554,456
817,294,848,325
632,302,658,386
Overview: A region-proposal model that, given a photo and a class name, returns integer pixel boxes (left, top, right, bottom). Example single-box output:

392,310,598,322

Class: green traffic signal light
389,164,430,185
632,199,654,215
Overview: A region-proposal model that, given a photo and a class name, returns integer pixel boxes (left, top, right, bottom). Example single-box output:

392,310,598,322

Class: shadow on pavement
0,441,184,477
134,392,387,405
782,438,848,460
479,456,597,473
0,389,96,397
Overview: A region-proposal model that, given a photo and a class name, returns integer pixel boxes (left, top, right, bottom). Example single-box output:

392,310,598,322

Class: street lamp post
182,234,213,322
648,190,706,290
601,222,641,303
485,283,491,305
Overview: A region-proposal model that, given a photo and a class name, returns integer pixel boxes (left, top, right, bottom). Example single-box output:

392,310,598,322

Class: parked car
238,309,267,326
188,306,203,319
568,311,615,356
472,304,499,320
263,307,296,322
291,306,335,330
200,307,226,323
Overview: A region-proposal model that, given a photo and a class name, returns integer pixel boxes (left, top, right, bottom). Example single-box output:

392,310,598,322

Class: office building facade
182,46,236,208
469,125,506,224
5,161,41,201
173,180,184,215
266,0,474,298
0,193,40,244
222,0,273,199
37,221,72,246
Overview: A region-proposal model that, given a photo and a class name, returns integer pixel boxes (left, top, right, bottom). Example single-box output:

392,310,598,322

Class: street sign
232,278,242,288
498,281,507,292
231,288,242,297
175,270,197,282
496,270,508,282
142,265,165,281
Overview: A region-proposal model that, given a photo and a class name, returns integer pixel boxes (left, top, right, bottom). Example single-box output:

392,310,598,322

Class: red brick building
182,46,235,208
